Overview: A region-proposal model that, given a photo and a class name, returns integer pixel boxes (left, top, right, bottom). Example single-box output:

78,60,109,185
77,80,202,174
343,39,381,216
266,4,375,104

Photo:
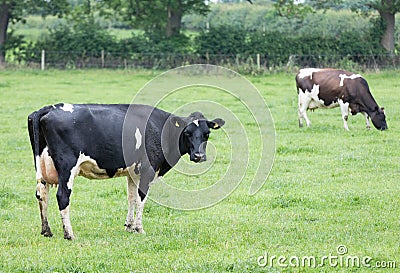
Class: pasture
0,69,399,272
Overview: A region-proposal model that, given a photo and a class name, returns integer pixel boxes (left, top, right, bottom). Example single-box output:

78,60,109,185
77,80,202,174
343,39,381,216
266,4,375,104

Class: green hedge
14,18,391,70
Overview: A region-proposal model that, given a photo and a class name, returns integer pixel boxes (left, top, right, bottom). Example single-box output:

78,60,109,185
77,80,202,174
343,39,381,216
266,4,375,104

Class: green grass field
0,69,399,272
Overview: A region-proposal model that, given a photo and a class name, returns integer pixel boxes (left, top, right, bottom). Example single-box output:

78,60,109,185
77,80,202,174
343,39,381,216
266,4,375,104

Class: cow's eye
184,131,192,137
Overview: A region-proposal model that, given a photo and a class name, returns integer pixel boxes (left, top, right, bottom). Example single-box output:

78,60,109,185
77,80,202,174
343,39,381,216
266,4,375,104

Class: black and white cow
28,103,225,240
296,68,387,130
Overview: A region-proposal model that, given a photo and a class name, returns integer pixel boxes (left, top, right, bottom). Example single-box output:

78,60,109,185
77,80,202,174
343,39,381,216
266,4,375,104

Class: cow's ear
207,118,225,130
170,116,187,128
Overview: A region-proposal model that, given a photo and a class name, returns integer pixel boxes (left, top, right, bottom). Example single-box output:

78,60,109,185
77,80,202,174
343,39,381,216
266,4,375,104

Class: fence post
257,53,260,70
41,50,45,71
101,50,105,68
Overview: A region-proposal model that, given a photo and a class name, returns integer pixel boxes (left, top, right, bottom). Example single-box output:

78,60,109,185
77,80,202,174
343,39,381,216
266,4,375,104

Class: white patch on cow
35,155,43,181
67,153,137,188
338,74,362,87
135,128,142,150
193,119,199,127
67,153,88,189
304,84,339,109
60,205,74,240
60,103,74,113
298,68,321,79
309,84,324,106
67,152,107,189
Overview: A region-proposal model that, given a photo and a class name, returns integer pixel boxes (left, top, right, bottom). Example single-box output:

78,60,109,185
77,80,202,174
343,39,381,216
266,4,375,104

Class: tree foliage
0,0,70,63
273,0,400,53
100,0,210,37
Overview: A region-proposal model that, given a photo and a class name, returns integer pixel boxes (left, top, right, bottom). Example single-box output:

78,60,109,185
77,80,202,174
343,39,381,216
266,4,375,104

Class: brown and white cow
296,68,387,131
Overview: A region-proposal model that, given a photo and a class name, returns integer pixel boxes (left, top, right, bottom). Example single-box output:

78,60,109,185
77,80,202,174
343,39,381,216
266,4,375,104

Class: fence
3,50,400,72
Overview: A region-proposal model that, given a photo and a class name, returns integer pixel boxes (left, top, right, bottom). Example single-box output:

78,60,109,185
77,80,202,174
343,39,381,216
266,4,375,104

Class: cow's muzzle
192,152,206,163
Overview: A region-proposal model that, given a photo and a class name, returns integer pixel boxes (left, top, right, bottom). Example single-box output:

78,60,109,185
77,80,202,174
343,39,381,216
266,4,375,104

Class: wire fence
3,50,400,72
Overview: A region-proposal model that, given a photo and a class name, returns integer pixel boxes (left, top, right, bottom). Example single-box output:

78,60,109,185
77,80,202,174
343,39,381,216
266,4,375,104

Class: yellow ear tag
175,121,180,127
213,123,219,129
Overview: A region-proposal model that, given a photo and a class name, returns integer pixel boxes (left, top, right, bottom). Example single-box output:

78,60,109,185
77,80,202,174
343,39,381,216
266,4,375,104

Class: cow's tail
27,105,54,179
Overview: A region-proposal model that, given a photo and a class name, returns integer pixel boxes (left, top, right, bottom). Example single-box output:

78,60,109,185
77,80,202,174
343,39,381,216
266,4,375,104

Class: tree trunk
378,9,396,54
166,5,182,37
0,1,10,65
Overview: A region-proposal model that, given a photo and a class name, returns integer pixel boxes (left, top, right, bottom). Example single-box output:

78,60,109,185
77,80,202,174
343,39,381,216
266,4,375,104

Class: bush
194,26,248,55
27,18,118,67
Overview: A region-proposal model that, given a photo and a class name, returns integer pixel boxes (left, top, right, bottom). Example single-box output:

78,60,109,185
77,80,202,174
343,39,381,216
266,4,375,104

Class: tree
0,0,70,64
273,0,400,54
352,0,400,54
101,0,210,38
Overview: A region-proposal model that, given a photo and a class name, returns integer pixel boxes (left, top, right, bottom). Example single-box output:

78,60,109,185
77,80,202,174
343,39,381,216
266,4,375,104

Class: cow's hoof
124,223,135,233
64,235,74,240
41,229,53,237
63,232,74,240
134,226,145,234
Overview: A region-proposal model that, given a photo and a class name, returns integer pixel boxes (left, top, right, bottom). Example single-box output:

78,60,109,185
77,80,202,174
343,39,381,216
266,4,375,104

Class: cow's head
174,112,225,163
371,107,387,130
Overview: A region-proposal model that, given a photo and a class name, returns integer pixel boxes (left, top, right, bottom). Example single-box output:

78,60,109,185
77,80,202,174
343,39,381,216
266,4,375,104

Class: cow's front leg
36,180,53,237
134,194,148,234
364,112,371,129
133,169,155,234
125,175,139,232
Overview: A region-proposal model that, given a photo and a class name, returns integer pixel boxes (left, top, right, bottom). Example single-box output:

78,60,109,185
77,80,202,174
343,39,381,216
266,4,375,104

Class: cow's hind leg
56,167,76,240
298,91,311,127
36,180,53,237
125,175,139,232
339,100,350,131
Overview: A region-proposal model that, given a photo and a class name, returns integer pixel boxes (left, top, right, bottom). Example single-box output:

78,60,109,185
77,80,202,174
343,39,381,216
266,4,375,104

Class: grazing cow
296,68,387,130
28,103,225,240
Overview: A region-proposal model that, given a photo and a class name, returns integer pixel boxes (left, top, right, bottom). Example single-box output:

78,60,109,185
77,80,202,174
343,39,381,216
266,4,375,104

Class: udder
39,147,58,185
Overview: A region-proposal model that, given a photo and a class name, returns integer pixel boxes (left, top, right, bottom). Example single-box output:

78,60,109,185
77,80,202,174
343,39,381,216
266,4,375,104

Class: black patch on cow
134,163,140,175
138,189,146,201
106,168,117,178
